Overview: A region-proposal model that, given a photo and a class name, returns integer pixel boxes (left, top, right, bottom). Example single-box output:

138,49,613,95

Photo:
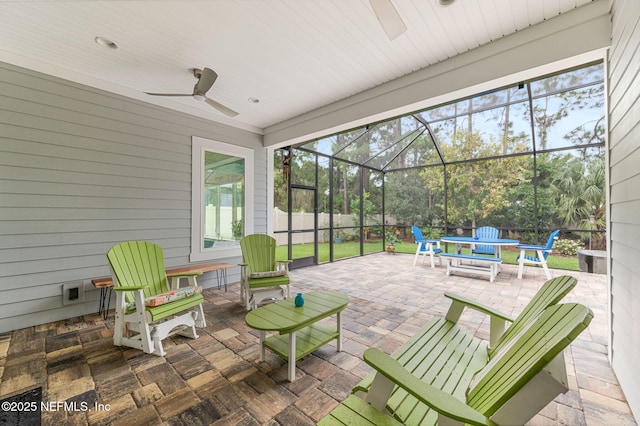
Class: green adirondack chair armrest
364,348,497,426
444,292,515,323
444,291,514,347
276,259,291,267
113,285,149,291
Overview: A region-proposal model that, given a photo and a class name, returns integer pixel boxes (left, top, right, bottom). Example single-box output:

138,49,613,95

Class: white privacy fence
204,205,242,240
273,207,393,245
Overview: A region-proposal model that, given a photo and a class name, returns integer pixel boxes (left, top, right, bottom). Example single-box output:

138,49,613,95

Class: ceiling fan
369,0,407,40
145,67,238,117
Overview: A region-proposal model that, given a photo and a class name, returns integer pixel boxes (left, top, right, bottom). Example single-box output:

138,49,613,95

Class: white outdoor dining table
440,236,520,258
440,236,520,280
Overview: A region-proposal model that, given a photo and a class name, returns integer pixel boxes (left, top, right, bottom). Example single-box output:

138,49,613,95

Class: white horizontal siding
608,0,640,419
0,61,263,332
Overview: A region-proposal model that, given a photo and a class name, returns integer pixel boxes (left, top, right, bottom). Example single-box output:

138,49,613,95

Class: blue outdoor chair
517,230,561,279
411,226,442,268
471,226,499,256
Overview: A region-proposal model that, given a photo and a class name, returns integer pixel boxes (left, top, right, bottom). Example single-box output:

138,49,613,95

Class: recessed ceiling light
94,36,118,49
248,97,260,104
438,0,456,6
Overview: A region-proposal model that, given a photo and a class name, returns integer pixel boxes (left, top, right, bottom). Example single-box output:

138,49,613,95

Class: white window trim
191,136,254,262
266,146,275,236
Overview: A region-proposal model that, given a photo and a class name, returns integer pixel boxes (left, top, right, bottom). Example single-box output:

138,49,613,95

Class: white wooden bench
441,253,502,282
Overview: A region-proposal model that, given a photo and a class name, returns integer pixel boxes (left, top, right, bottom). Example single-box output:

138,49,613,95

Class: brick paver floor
0,253,636,425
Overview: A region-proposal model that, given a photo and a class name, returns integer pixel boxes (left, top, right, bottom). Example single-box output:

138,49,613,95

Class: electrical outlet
62,281,85,306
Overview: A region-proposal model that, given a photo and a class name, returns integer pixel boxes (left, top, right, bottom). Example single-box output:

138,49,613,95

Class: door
289,186,317,269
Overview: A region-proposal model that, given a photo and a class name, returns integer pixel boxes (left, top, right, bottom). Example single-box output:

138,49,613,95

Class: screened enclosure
274,62,606,268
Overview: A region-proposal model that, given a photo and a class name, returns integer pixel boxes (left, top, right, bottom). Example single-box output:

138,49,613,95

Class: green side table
245,290,349,381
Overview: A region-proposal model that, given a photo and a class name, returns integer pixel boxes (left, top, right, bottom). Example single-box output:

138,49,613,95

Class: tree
493,154,562,242
550,153,605,248
420,131,529,228
384,168,441,226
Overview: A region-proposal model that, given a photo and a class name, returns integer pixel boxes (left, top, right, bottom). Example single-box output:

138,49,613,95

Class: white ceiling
0,0,596,134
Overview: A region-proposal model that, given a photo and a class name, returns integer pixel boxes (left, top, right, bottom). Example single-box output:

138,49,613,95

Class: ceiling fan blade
195,67,218,95
205,97,238,117
369,0,407,40
144,92,193,97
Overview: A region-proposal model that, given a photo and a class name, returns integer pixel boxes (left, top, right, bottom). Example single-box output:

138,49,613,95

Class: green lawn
276,241,580,271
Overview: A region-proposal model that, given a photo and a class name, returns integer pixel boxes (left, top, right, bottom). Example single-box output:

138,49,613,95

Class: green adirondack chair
320,302,593,426
107,241,206,356
239,234,291,310
351,275,578,421
445,274,578,353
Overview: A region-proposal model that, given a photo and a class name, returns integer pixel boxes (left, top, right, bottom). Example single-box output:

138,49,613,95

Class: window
191,137,253,261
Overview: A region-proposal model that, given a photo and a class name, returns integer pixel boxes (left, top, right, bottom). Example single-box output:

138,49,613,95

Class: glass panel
491,154,536,241
333,160,360,257
317,240,330,263
291,150,317,187
471,86,528,113
336,116,424,166
445,156,529,233
383,131,442,170
508,100,534,151
291,231,315,258
537,149,605,245
418,99,468,122
333,228,361,261
364,169,383,227
474,90,508,112
362,169,383,253
531,83,605,151
291,188,315,231
316,155,331,262
290,185,317,265
364,238,384,254
332,160,359,219
317,155,331,220
385,167,444,229
203,151,245,247
365,127,424,170
467,102,532,157
274,149,289,212
428,117,456,161
300,127,368,157
530,63,604,98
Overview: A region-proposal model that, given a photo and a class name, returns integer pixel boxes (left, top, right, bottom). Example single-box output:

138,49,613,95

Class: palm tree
550,154,605,248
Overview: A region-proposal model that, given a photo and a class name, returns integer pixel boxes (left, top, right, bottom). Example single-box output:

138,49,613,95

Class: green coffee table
245,290,349,381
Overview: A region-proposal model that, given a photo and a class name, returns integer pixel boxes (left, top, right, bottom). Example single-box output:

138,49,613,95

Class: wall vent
62,281,85,306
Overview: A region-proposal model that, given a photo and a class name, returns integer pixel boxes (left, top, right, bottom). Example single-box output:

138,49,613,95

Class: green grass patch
277,241,580,271
278,241,384,263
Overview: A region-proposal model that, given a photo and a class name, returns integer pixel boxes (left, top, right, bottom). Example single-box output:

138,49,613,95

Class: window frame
191,136,254,261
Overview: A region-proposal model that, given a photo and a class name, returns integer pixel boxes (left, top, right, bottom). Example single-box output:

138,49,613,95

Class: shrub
554,238,583,256
385,229,401,245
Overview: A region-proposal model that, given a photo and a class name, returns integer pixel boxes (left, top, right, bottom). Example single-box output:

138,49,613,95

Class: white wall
0,61,265,333
608,0,640,418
